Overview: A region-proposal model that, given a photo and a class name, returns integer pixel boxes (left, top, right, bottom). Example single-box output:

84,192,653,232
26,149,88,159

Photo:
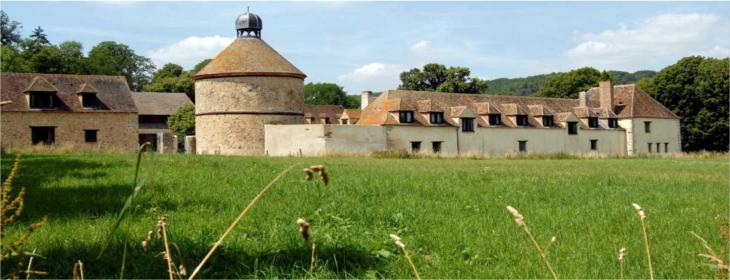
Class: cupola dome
236,8,262,38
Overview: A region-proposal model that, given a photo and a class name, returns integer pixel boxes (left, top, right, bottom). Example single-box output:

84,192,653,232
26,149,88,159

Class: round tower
194,9,306,155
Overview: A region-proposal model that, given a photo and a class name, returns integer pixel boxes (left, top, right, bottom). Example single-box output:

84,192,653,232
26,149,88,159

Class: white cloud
410,40,431,54
146,35,234,69
337,62,405,92
566,13,730,70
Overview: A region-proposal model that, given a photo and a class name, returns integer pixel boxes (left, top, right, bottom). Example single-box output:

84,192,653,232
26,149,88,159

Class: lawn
1,152,728,279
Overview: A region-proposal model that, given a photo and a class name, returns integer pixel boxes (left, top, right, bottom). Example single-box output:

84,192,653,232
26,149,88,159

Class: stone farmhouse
0,9,681,156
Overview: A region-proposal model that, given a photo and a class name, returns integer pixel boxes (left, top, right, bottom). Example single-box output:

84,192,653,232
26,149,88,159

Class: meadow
1,152,728,279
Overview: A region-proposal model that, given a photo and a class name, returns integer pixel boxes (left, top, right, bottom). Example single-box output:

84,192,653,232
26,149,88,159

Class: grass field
1,152,728,278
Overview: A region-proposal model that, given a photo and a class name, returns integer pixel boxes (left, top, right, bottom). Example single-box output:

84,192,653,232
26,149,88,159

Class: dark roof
194,38,306,80
132,92,193,116
587,85,678,119
303,104,344,120
0,72,137,113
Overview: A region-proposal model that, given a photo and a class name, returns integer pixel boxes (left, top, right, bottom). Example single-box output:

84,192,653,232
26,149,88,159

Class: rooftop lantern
235,7,262,38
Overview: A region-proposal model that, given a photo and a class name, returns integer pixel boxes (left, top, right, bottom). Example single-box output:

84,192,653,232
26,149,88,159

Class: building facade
132,92,193,152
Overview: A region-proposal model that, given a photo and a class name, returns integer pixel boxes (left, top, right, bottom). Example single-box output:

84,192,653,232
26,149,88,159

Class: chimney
599,80,614,112
361,91,372,109
578,91,589,107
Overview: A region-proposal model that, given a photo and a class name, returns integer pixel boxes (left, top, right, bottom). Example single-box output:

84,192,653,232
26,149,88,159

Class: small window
461,118,475,132
516,115,529,126
29,92,56,109
518,140,527,152
31,126,55,145
342,119,349,125
656,142,660,153
411,141,421,153
81,93,100,109
664,143,669,153
644,121,651,133
432,141,442,153
488,114,501,126
648,143,652,153
85,129,98,143
323,117,331,124
430,112,444,124
399,111,414,123
590,139,598,151
608,118,619,128
568,122,578,135
588,117,599,128
542,116,554,127
306,117,315,124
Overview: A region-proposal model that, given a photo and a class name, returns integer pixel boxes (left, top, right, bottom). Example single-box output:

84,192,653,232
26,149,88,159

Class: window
342,119,349,125
461,118,475,132
81,93,100,109
411,141,421,153
518,140,527,152
29,92,55,109
429,112,444,124
588,117,599,128
648,143,652,153
656,143,660,153
31,126,55,145
399,111,414,123
608,118,619,128
432,141,442,153
568,122,578,135
590,139,598,151
488,114,501,126
664,143,669,153
85,129,98,143
516,115,529,126
542,116,555,127
139,115,167,124
644,121,651,133
323,117,331,124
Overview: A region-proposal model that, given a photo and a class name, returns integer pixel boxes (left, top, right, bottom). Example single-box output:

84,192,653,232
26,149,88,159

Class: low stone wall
264,124,387,156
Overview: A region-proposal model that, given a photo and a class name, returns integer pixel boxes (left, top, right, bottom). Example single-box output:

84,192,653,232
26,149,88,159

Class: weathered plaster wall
624,118,681,154
195,76,304,155
0,111,138,152
264,124,386,156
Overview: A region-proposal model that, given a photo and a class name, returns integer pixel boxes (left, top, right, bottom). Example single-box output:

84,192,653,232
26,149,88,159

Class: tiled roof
303,104,344,120
194,38,306,80
0,72,137,113
341,109,361,119
132,92,193,116
587,85,678,119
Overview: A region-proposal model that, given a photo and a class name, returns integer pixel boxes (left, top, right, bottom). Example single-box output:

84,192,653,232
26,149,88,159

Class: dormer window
29,92,56,109
488,114,501,126
516,115,529,126
542,116,555,127
81,93,101,109
568,122,578,135
399,111,414,123
608,118,619,128
429,112,444,124
588,117,599,128
461,118,475,132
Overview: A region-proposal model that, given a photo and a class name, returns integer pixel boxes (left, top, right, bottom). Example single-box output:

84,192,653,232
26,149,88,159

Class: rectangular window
488,114,501,125
411,141,421,153
656,143,660,153
323,117,331,124
644,121,651,133
516,115,529,126
588,117,599,128
590,139,598,151
399,111,414,123
85,129,98,143
432,141,442,153
518,140,527,152
342,119,349,125
429,112,444,124
81,93,99,109
568,122,578,135
139,115,168,124
648,143,652,153
29,92,55,109
461,118,475,132
542,116,554,127
664,142,669,153
608,118,619,128
31,126,55,145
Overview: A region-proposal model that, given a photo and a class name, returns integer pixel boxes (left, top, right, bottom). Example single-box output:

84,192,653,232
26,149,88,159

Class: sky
2,1,729,94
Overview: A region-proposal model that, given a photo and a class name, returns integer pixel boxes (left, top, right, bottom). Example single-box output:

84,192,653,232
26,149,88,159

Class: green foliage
399,63,488,94
29,26,49,45
485,70,655,96
346,95,361,109
535,67,602,98
303,82,359,108
167,104,195,138
192,58,212,74
87,41,155,91
153,63,184,80
640,56,729,151
57,41,88,74
0,10,21,46
0,45,29,72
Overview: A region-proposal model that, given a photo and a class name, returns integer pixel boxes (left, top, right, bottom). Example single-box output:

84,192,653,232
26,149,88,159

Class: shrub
168,104,195,138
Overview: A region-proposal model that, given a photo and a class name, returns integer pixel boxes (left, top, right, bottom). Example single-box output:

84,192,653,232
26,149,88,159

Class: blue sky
3,1,729,94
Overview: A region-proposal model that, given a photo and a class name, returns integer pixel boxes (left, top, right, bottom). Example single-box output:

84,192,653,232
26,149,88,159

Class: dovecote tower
194,9,306,155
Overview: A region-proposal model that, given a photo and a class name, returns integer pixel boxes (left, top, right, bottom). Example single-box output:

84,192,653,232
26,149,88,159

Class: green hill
485,70,657,96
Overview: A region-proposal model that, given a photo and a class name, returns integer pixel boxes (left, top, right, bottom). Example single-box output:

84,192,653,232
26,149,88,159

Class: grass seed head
550,236,557,243
178,265,187,276
390,234,406,249
506,206,525,227
632,203,646,220
619,248,627,261
297,218,310,241
699,254,729,270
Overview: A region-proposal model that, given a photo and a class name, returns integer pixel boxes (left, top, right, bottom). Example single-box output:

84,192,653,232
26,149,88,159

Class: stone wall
195,76,304,155
264,124,387,156
1,111,138,152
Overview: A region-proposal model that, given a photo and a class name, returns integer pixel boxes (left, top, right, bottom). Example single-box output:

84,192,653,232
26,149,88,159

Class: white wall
264,124,387,156
623,118,681,154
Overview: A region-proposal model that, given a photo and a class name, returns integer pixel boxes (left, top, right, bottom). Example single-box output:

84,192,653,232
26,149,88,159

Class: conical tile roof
194,37,306,80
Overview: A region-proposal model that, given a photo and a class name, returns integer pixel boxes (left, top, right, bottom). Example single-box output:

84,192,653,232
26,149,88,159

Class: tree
168,104,195,138
0,45,29,72
29,26,49,45
87,41,154,91
398,63,488,94
0,10,21,46
192,59,212,74
57,41,87,74
535,67,602,98
153,63,184,80
641,56,729,151
25,44,63,73
303,82,353,107
143,63,194,98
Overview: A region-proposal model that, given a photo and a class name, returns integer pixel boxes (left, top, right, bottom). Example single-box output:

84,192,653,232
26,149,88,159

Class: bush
168,104,195,138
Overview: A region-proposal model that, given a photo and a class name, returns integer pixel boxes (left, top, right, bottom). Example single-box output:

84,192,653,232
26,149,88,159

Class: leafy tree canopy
534,67,602,98
29,26,49,45
0,10,21,46
167,104,195,138
192,59,212,74
304,82,359,109
398,63,488,94
87,41,155,91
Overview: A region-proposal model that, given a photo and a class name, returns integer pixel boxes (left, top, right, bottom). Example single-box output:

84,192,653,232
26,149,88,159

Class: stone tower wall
195,76,304,155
